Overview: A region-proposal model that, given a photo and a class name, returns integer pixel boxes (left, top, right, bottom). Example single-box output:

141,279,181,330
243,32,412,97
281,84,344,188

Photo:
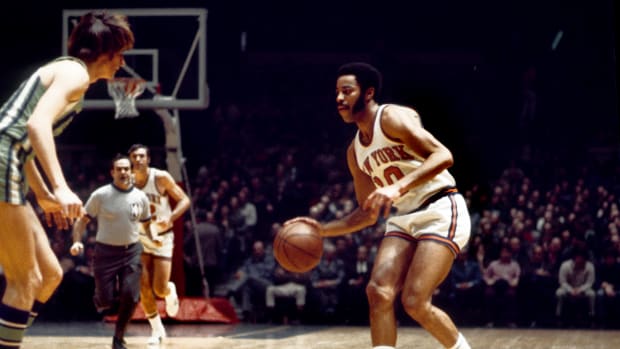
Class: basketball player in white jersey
286,62,472,349
128,144,190,345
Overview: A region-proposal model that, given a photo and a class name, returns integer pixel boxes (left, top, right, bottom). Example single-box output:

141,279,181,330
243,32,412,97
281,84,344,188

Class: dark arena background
1,0,620,348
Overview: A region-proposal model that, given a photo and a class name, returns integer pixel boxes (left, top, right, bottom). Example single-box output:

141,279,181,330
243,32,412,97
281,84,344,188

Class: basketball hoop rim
107,77,148,118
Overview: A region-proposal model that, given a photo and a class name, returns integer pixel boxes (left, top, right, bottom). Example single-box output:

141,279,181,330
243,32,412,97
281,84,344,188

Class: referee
70,154,151,349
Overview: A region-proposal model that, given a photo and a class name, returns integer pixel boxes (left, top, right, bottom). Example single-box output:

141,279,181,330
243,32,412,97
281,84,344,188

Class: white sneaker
147,329,166,346
147,313,166,346
165,281,180,317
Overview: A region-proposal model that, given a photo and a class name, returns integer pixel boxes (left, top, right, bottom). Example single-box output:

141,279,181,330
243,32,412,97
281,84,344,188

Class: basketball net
107,77,147,119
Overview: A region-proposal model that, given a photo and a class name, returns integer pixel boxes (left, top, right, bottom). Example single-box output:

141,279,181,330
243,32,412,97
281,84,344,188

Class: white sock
147,313,165,334
373,346,395,349
448,332,470,349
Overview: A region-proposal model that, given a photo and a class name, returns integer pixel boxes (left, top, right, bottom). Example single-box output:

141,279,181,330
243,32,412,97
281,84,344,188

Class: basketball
274,220,323,273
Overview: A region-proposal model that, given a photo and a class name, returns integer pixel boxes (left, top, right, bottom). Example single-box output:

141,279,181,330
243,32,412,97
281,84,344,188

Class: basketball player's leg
0,203,42,309
139,254,157,315
365,236,414,347
400,240,465,349
151,258,173,299
152,257,179,317
27,203,63,325
0,202,47,347
143,233,178,316
140,253,168,344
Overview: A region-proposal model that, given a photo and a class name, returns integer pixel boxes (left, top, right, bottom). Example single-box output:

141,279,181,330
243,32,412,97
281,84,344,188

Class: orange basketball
274,220,323,273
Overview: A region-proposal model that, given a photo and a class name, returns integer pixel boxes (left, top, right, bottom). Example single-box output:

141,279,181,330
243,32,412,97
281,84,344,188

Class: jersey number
372,166,405,187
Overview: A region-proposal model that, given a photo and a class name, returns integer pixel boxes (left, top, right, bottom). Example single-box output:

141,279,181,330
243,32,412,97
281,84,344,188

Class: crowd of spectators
9,98,620,330
193,142,620,329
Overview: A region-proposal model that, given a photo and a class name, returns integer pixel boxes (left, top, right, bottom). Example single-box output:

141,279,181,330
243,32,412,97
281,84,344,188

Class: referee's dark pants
93,241,142,341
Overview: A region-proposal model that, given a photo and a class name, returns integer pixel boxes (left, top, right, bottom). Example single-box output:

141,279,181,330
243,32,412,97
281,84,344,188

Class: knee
401,290,431,322
366,280,396,311
152,285,167,299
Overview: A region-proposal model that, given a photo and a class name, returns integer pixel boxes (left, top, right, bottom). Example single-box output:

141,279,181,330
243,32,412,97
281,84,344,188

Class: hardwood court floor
22,321,620,349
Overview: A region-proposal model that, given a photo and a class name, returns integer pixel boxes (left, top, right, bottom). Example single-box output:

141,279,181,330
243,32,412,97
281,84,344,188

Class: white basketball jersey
140,168,172,233
353,104,456,213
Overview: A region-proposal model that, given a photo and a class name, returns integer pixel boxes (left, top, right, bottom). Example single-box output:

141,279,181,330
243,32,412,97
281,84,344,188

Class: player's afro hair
337,62,382,99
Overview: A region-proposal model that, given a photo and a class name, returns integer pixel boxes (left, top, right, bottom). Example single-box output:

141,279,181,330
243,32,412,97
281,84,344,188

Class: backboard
62,8,208,110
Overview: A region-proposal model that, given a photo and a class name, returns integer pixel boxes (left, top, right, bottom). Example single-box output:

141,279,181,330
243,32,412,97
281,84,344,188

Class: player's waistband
413,186,459,212
95,241,139,250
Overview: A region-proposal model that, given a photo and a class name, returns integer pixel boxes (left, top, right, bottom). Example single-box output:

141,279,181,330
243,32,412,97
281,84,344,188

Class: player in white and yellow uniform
128,144,190,345
286,63,471,349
